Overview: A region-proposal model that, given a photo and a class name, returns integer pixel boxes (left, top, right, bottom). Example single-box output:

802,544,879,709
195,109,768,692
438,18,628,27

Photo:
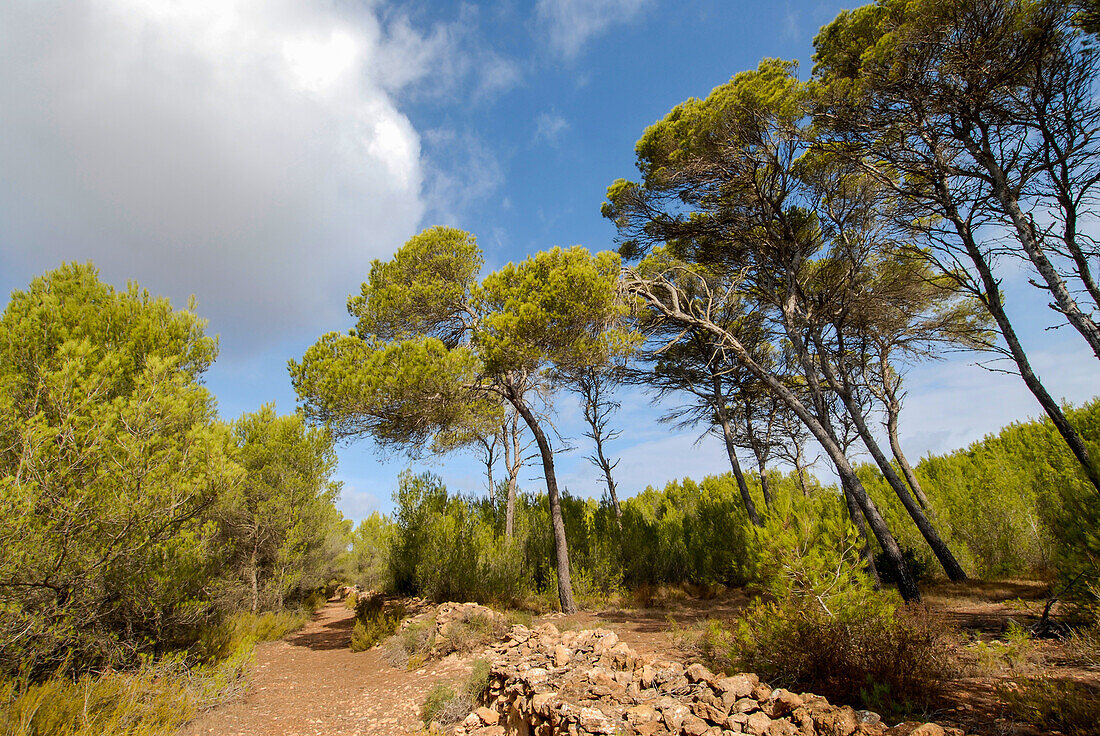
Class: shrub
350,610,399,653
194,609,309,663
0,639,255,736
463,659,492,702
420,683,472,728
698,492,954,720
435,611,509,657
997,676,1100,736
967,621,1043,674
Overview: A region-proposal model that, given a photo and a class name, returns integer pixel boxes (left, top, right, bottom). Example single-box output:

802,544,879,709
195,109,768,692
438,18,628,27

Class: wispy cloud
422,128,506,224
534,111,569,144
535,0,655,60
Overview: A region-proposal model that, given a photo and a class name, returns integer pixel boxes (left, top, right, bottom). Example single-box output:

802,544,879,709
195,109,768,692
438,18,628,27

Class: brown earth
183,582,1098,736
182,600,475,736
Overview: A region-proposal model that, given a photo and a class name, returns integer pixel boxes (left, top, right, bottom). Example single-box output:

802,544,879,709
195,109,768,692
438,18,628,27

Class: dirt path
183,601,473,736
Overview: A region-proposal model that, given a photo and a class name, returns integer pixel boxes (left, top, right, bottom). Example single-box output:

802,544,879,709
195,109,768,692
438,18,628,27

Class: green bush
420,683,472,728
0,639,255,736
350,610,399,653
463,659,492,702
699,493,954,720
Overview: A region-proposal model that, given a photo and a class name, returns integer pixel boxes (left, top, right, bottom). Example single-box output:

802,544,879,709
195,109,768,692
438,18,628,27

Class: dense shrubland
348,400,1100,610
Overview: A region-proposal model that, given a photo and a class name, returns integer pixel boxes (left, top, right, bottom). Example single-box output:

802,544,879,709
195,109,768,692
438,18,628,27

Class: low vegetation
0,610,303,736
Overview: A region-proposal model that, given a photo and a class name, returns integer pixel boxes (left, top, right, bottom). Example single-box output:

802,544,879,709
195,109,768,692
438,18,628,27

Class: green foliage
350,610,398,653
0,263,239,675
218,405,342,613
463,658,492,703
0,262,348,688
345,512,395,590
474,246,628,376
859,399,1100,598
0,637,256,736
691,488,953,719
388,471,528,603
349,227,483,347
968,621,1042,674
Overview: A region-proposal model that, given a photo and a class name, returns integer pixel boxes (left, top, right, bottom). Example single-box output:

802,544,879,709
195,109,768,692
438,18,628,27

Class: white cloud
0,0,489,351
534,111,569,144
535,0,654,60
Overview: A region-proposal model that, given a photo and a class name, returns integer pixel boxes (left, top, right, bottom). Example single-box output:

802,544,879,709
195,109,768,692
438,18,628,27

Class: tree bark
713,376,763,526
815,339,967,581
510,397,577,614
250,536,260,614
744,400,773,508
941,201,1100,496
885,401,931,509
924,148,1100,496
972,129,1100,362
505,475,517,539
841,474,882,589
593,436,622,524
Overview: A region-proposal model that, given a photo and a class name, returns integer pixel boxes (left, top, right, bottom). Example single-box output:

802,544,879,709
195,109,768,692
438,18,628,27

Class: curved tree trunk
935,167,1100,496
510,397,577,614
629,275,922,601
885,405,931,509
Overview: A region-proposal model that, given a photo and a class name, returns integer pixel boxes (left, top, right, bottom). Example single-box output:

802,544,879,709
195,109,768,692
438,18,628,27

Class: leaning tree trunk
841,475,882,589
885,402,931,509
937,168,1100,496
816,350,967,581
976,140,1100,363
511,398,577,614
628,277,922,601
592,432,622,525
713,378,762,526
751,445,774,509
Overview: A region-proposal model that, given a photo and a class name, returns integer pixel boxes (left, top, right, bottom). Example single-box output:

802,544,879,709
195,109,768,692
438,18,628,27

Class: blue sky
1,0,1096,521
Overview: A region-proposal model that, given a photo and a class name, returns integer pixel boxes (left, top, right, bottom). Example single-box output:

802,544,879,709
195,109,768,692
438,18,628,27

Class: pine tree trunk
713,378,762,526
593,432,622,524
511,398,577,614
885,403,931,509
936,162,1100,496
841,474,882,589
250,537,260,614
816,349,967,581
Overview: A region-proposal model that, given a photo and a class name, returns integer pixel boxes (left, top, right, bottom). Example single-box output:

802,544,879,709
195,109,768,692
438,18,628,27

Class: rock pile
454,623,964,736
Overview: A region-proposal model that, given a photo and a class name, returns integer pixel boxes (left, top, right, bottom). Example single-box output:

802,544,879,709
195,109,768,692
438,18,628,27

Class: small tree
223,405,340,612
291,228,626,613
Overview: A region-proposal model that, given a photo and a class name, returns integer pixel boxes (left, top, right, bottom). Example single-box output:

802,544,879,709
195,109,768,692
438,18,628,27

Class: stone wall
454,623,963,736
